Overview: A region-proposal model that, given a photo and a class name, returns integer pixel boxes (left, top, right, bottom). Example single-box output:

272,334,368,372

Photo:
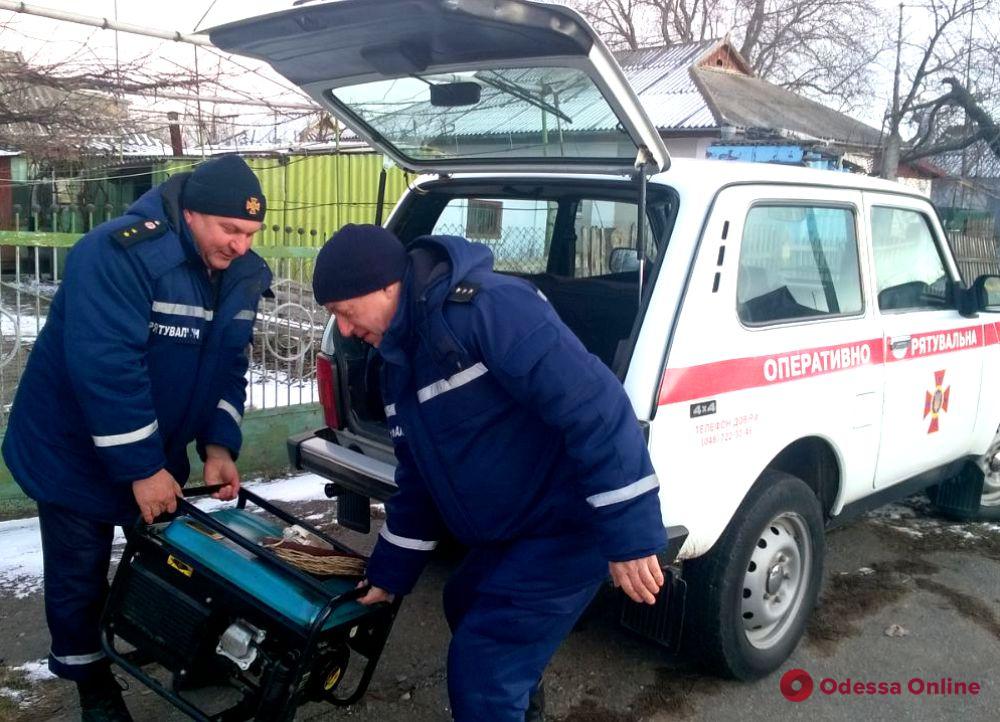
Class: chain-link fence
435,223,549,274
435,222,640,277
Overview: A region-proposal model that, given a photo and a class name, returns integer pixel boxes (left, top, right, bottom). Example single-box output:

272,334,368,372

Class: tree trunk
881,131,902,179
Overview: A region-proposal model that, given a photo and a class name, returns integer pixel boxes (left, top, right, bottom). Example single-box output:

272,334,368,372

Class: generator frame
100,486,399,721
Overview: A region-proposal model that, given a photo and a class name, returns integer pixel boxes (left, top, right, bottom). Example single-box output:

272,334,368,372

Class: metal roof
0,51,178,158
615,41,721,130
353,38,884,149
693,68,883,149
85,132,174,157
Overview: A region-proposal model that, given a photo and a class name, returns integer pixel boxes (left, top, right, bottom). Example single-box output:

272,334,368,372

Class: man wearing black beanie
2,154,272,721
312,225,667,721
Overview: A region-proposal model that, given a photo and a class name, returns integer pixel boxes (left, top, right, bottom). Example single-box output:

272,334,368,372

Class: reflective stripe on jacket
2,174,271,523
366,235,666,596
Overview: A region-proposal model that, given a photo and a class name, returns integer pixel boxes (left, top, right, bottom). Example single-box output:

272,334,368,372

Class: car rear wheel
976,430,1000,520
930,427,1000,522
684,471,825,680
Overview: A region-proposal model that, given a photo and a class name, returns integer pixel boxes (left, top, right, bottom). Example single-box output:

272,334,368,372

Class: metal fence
0,230,325,426
248,247,324,412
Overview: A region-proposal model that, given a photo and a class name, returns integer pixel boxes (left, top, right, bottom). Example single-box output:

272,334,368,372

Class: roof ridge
691,66,880,135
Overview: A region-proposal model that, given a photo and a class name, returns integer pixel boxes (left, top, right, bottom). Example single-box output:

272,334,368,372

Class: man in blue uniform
2,155,272,721
312,224,667,721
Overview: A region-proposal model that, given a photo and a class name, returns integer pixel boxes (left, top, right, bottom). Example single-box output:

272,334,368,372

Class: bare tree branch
881,0,998,177
899,77,1000,164
561,0,889,110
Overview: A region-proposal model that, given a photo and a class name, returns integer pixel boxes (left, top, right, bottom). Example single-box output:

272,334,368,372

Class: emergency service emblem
924,370,950,434
246,196,261,216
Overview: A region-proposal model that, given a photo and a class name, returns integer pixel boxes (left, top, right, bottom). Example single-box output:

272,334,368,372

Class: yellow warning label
324,667,342,691
167,555,194,577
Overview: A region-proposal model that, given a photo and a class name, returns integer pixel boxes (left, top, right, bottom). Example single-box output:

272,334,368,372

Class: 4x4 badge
924,370,950,434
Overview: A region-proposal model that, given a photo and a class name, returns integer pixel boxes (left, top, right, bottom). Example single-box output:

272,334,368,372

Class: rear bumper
287,429,398,501
286,430,689,562
662,526,688,565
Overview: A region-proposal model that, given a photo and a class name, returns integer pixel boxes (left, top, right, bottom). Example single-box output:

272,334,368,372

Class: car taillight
315,353,343,429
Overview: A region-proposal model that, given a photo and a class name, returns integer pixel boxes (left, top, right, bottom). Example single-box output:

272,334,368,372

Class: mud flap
327,484,372,534
619,566,686,652
929,461,984,520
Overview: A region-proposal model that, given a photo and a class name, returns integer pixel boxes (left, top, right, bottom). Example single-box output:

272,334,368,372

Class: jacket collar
158,173,208,268
378,246,451,367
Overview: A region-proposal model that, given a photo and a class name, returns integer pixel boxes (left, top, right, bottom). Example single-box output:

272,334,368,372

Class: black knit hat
181,155,266,222
312,224,408,305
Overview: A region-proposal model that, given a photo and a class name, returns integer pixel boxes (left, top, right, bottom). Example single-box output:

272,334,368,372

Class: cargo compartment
335,177,677,443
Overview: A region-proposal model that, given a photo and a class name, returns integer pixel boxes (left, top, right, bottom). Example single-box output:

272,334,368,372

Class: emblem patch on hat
246,196,261,216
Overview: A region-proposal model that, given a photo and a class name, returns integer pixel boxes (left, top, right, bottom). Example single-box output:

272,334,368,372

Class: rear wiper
476,72,573,124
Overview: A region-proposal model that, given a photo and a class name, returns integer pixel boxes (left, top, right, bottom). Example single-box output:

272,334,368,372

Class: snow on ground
0,660,57,710
0,310,47,343
0,473,332,599
14,661,56,683
0,687,26,704
246,365,318,410
6,280,59,300
864,495,1000,541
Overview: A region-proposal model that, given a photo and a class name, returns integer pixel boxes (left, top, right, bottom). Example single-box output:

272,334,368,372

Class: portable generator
100,487,399,721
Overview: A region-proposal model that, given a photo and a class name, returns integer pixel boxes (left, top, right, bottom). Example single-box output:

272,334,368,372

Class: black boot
78,670,134,722
526,681,546,722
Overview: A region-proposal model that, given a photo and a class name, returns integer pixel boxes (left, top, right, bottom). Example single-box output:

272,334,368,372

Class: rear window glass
432,196,655,277
328,66,633,165
433,198,556,274
574,199,655,278
737,205,862,325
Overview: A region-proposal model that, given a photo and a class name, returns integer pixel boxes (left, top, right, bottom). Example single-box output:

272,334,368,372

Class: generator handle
236,486,362,557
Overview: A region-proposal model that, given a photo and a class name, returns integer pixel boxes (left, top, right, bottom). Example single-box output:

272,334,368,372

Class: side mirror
971,274,1000,311
430,82,481,107
609,247,640,273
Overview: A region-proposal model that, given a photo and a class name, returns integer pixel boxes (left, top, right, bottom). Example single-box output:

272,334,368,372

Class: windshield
327,66,634,165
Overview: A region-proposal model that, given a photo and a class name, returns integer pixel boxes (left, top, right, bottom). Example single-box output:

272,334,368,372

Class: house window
466,199,503,239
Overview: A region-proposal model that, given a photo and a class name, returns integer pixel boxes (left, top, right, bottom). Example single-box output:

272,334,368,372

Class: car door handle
889,336,911,350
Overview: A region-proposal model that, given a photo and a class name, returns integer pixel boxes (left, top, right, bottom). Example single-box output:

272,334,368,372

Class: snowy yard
0,473,334,602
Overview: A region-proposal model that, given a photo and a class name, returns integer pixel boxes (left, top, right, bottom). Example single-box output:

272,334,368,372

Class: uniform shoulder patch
111,218,167,248
447,282,481,303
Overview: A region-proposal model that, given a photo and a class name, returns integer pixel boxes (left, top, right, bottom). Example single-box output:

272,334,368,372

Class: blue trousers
443,536,605,721
37,502,116,683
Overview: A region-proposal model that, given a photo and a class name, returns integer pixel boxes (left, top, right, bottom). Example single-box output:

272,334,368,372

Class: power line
0,0,211,45
193,0,220,33
125,89,318,112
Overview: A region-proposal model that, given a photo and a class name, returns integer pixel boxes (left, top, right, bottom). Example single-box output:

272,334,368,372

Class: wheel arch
764,435,841,521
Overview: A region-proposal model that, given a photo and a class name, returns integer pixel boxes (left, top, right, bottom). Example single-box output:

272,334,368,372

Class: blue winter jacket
2,173,271,524
367,235,667,597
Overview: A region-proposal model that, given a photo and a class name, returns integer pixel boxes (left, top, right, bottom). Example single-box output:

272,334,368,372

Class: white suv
212,0,1000,680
